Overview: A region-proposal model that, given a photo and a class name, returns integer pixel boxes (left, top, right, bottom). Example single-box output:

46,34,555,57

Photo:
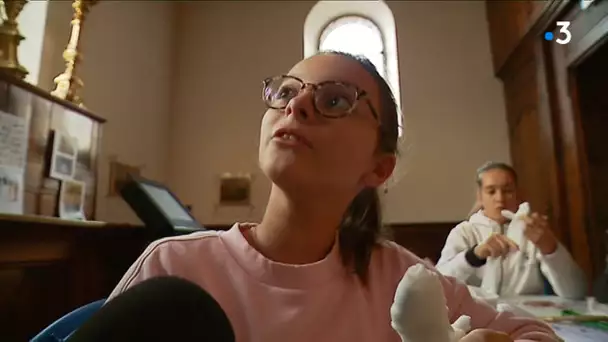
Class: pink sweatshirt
108,224,558,342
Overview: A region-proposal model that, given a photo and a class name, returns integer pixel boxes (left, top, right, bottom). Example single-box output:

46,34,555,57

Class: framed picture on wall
219,173,252,206
49,131,78,181
108,160,141,197
58,179,86,220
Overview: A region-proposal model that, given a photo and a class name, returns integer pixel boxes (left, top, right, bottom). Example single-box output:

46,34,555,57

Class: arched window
318,16,386,78
304,1,402,135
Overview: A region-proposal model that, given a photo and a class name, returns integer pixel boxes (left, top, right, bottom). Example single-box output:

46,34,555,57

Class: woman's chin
261,160,314,189
264,165,304,184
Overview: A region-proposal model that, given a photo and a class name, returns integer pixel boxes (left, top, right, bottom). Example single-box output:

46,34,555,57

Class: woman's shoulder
142,226,235,259
153,229,223,247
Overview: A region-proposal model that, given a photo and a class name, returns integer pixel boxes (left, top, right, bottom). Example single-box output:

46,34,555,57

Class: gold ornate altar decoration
51,0,98,107
0,0,29,80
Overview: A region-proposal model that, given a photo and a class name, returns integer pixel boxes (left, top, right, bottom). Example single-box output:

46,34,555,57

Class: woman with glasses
99,52,558,342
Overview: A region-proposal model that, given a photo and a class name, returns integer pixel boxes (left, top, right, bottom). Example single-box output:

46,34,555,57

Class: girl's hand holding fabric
523,213,557,255
474,233,519,259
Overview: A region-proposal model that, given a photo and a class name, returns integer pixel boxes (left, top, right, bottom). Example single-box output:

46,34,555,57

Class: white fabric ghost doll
391,263,471,342
501,202,531,267
481,202,534,295
501,201,537,294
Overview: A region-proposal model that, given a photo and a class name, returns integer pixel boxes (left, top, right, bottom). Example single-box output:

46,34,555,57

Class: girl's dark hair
318,51,400,284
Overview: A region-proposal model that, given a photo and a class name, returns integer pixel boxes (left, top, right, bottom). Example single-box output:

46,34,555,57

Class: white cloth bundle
391,263,471,342
481,202,535,295
501,202,537,294
501,202,531,267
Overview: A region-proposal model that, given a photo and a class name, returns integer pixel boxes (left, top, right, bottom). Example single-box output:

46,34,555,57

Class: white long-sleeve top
436,211,587,299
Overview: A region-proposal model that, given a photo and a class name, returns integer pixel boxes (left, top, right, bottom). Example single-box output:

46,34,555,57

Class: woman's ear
362,154,396,188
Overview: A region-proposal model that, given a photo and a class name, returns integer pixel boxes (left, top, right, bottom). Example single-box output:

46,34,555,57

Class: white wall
382,1,509,222
167,1,510,224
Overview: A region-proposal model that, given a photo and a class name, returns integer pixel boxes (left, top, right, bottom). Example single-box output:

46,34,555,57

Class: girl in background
437,162,586,299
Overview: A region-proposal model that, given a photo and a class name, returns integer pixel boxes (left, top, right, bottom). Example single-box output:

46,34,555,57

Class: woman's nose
284,89,316,122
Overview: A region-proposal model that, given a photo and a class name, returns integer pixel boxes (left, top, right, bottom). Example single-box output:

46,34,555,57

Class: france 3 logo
544,21,572,45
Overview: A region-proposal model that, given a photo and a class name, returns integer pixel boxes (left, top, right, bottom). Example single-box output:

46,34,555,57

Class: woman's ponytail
338,188,384,284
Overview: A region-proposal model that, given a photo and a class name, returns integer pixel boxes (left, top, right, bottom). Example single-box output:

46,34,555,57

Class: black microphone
67,276,235,342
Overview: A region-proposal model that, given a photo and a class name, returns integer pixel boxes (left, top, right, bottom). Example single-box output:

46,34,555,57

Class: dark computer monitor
120,176,204,236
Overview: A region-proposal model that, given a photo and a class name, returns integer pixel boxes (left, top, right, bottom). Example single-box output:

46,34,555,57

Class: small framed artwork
58,179,86,220
108,160,141,197
219,173,252,206
49,131,78,181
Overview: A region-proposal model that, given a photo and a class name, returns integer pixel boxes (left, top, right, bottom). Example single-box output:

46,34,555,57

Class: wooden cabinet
0,216,152,341
0,70,108,339
0,74,104,219
485,0,608,282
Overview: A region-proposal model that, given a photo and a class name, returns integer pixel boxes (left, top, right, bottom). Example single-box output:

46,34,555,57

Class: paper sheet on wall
0,166,25,214
0,110,29,168
0,111,29,214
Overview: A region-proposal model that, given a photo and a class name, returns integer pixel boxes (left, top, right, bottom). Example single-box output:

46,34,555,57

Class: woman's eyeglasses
262,75,379,120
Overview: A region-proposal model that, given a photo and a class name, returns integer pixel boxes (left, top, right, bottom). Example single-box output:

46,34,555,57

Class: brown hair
475,161,518,187
319,51,400,284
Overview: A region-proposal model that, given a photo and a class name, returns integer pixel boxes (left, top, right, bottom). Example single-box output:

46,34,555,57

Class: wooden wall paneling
565,0,608,65
551,42,595,279
0,218,153,341
533,38,571,246
485,0,606,282
489,0,572,78
576,47,608,279
500,50,556,226
486,0,523,72
388,222,456,262
485,0,552,73
546,1,608,280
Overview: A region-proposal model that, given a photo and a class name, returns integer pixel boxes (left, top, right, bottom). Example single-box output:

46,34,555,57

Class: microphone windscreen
67,276,235,342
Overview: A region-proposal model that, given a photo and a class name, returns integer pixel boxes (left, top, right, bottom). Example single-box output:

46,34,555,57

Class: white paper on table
0,166,25,214
0,111,29,169
551,323,608,342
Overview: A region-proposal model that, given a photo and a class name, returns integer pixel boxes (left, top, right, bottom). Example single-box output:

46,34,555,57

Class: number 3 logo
556,21,572,45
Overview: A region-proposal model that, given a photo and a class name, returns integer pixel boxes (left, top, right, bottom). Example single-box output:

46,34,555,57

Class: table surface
497,296,608,341
498,295,606,317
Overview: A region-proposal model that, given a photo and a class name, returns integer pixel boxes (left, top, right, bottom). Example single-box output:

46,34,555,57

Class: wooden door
486,0,550,73
546,0,608,279
502,51,565,243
